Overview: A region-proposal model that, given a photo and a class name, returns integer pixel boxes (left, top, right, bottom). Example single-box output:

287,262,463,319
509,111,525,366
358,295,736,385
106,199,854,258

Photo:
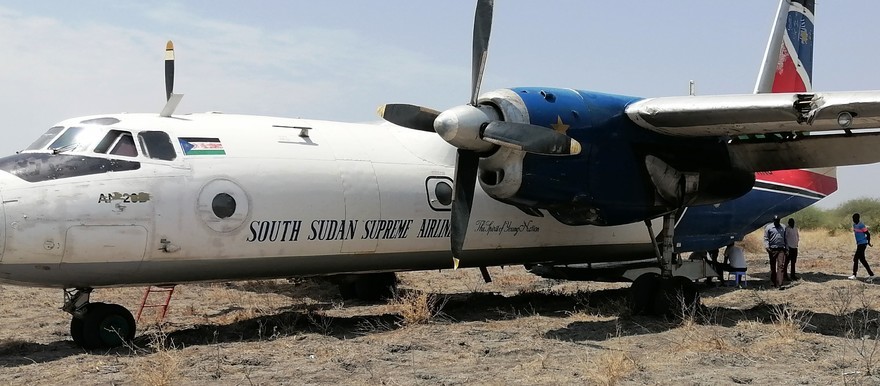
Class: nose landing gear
63,288,136,349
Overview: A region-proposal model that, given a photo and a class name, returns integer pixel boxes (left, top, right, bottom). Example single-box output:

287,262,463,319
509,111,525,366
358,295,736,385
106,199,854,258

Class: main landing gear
63,288,136,349
336,272,398,301
629,211,699,316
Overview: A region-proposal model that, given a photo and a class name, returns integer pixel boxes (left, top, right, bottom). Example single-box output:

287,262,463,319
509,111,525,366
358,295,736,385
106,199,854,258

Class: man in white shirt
784,218,800,281
723,243,747,287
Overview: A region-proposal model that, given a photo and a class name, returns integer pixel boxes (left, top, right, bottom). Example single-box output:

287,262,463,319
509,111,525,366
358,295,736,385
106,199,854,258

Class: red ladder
136,285,176,322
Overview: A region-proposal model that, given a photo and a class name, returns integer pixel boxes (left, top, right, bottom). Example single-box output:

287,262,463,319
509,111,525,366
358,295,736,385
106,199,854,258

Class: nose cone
433,105,496,152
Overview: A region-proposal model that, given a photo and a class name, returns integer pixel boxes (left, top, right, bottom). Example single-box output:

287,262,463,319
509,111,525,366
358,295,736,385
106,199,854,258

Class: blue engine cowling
476,87,755,226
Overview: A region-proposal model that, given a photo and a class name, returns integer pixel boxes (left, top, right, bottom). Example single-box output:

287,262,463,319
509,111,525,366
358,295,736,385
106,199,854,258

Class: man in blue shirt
764,215,787,288
851,213,874,280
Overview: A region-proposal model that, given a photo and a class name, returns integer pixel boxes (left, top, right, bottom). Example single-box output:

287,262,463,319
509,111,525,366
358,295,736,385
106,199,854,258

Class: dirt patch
0,229,879,384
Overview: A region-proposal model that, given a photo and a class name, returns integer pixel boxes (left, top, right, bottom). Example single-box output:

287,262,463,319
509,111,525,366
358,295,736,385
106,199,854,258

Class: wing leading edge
625,91,880,136
625,91,880,172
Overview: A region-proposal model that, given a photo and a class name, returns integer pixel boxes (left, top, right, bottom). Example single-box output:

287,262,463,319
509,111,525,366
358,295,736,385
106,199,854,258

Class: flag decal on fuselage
179,137,226,156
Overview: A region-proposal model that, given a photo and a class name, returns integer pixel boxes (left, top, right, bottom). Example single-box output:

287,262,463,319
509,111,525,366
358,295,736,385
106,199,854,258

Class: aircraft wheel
77,303,137,349
70,317,85,347
629,273,661,315
338,281,359,300
653,276,700,316
354,272,398,301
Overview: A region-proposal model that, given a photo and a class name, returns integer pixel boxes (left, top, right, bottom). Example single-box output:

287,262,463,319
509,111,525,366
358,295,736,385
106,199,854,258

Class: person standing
763,215,787,288
784,218,800,281
850,213,874,280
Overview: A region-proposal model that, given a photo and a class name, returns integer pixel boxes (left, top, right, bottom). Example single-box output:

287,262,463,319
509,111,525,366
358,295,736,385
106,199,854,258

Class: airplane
1,0,877,349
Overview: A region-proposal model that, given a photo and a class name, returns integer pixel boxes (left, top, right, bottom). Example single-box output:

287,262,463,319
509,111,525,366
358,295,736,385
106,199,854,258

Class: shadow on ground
5,282,879,367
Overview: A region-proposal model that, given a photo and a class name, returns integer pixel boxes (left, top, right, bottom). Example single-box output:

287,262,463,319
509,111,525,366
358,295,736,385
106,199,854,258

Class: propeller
165,40,175,101
378,0,580,267
448,0,493,268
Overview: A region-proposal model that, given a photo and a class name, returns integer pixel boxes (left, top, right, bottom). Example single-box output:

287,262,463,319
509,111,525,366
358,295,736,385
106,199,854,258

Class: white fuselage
0,113,656,287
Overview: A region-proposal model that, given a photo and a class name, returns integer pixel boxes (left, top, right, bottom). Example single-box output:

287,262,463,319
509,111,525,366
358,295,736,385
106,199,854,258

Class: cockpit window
26,126,65,151
95,130,138,157
110,134,138,157
48,126,102,153
138,131,177,161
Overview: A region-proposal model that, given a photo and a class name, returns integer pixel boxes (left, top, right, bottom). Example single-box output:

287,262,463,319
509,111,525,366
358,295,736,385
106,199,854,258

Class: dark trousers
768,248,786,287
853,243,874,276
785,247,798,277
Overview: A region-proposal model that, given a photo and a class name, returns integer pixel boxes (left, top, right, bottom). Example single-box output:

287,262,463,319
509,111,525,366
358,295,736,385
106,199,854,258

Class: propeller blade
451,149,480,263
481,121,582,155
377,104,439,132
165,40,175,101
470,0,494,106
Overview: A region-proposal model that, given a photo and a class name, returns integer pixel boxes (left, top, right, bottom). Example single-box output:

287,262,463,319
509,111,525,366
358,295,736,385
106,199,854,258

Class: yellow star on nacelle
551,116,570,133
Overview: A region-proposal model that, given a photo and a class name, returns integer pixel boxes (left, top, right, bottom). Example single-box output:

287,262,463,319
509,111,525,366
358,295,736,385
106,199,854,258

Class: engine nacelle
472,87,758,227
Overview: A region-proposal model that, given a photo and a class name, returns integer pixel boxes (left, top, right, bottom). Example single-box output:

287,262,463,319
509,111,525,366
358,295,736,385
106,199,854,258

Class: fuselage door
61,225,147,273
339,160,380,253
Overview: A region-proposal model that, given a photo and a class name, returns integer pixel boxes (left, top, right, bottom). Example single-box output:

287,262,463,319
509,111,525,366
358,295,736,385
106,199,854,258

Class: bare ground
1,230,880,385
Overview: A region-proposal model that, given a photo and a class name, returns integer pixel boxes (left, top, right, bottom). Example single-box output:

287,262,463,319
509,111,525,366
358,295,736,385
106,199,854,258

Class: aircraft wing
625,91,880,171
625,91,880,136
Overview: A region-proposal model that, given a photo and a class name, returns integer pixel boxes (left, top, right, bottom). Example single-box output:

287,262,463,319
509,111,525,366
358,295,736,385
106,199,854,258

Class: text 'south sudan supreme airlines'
0,0,875,348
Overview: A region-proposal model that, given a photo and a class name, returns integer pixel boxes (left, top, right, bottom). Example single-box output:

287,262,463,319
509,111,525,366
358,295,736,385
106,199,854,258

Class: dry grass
130,330,181,386
389,290,448,325
769,303,812,341
583,349,637,386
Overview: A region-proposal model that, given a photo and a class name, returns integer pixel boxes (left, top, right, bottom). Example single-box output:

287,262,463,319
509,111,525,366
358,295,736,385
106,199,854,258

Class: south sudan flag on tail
179,137,226,156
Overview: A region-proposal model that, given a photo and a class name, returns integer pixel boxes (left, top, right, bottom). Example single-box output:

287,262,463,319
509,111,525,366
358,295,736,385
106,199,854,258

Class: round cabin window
212,193,236,219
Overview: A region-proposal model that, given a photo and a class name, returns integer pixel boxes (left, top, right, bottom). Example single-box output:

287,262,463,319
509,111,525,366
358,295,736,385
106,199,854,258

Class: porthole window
212,193,236,219
435,181,453,206
197,179,250,232
425,176,453,211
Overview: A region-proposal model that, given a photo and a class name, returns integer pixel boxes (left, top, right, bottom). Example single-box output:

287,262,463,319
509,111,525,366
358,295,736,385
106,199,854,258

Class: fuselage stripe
753,181,825,200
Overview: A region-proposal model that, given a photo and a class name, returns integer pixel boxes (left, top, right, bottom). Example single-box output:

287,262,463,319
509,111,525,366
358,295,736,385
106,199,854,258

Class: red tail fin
754,0,815,93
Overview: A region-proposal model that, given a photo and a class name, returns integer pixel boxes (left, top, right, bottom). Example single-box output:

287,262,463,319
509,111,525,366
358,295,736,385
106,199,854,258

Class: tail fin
754,0,815,93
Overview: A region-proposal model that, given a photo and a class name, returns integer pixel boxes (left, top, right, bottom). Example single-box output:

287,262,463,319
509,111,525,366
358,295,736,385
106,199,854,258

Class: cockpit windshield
25,126,65,151
46,126,104,154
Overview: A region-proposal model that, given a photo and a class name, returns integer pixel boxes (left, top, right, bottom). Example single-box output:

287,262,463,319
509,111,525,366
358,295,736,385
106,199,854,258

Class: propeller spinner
378,0,581,266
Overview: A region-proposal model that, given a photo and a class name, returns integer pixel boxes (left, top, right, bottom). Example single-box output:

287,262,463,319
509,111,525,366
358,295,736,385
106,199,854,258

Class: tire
354,273,398,301
70,317,85,347
79,303,137,349
654,276,700,317
338,281,357,300
629,273,661,315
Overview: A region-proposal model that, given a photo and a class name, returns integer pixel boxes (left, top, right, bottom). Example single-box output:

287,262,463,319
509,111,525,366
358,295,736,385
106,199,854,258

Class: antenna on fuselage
160,40,183,117
688,80,696,96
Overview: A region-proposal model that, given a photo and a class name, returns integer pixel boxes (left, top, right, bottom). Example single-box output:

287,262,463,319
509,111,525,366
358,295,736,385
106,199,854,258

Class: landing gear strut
629,211,699,316
63,288,136,349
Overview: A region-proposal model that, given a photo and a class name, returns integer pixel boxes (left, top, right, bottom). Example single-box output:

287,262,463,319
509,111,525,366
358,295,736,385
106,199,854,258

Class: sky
0,1,878,208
